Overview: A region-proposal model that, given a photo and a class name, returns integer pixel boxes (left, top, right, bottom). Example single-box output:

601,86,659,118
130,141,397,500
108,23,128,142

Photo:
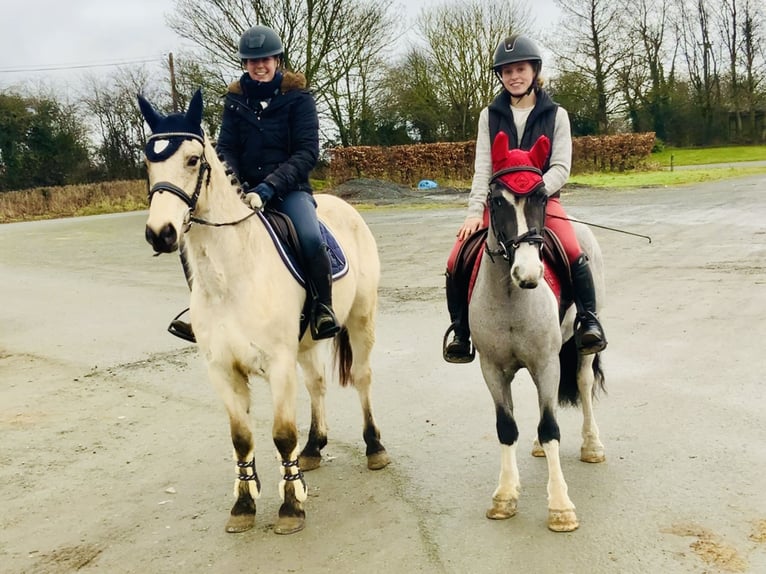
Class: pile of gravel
326,178,468,205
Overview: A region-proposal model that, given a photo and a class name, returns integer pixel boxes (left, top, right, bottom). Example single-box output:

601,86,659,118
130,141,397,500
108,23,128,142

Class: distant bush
329,133,657,184
0,180,146,223
572,132,656,173
329,141,475,186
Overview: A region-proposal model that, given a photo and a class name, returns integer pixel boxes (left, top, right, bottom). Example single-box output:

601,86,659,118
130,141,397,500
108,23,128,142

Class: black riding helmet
238,25,284,61
492,34,543,96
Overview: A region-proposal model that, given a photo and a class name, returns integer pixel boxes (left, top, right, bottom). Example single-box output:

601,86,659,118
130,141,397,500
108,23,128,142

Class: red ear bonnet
490,133,550,194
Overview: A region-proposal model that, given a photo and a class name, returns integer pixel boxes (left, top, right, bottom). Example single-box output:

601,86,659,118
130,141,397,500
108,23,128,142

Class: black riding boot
168,242,196,343
571,253,607,354
306,247,341,340
442,270,474,363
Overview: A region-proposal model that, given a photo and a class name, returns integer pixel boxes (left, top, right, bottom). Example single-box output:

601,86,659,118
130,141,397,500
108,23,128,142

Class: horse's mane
204,135,248,200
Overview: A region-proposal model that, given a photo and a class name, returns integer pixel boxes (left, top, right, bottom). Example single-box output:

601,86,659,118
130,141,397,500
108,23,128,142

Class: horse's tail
334,327,353,387
557,337,606,407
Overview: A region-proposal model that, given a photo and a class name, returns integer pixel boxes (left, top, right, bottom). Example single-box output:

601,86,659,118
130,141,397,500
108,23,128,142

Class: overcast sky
0,0,560,94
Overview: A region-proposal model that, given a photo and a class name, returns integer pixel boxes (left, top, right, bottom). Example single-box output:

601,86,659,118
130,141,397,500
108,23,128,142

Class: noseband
146,132,211,212
485,167,546,263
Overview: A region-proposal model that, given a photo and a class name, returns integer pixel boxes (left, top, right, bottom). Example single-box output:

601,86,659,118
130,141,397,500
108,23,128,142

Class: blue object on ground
417,179,438,190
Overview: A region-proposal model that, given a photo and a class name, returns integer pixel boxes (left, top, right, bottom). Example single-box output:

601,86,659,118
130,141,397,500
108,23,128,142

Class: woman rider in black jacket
169,25,341,343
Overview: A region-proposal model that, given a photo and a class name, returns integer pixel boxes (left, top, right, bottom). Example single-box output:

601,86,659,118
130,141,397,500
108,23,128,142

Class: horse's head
486,132,550,288
139,89,210,253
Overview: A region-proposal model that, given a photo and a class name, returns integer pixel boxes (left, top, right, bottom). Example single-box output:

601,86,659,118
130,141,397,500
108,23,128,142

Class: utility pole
169,53,179,112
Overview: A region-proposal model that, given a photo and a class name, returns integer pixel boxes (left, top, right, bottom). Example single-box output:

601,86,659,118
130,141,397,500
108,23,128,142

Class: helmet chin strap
495,70,539,104
509,74,539,104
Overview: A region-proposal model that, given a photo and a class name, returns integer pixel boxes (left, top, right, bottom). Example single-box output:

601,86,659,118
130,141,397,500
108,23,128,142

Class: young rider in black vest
443,34,607,362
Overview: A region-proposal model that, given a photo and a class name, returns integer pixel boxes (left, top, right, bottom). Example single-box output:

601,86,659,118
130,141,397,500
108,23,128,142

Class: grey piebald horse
469,133,606,532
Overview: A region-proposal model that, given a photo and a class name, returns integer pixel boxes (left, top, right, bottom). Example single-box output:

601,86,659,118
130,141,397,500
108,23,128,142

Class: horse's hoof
225,513,255,533
547,508,579,532
274,515,305,535
531,440,545,457
486,498,517,520
367,450,390,470
299,455,322,471
580,448,605,463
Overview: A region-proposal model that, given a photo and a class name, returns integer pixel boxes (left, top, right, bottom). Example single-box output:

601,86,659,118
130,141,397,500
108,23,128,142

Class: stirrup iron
442,323,475,364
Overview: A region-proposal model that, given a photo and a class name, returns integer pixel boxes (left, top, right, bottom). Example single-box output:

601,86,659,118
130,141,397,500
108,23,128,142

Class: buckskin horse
139,90,389,535
469,132,606,531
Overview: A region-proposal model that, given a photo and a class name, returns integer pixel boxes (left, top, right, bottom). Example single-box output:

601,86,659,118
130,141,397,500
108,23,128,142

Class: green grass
569,145,766,188
652,145,766,166
570,166,766,188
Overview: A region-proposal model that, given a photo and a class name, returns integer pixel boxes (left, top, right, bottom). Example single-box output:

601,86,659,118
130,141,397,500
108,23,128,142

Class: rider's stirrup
310,302,341,340
168,308,196,343
574,312,606,355
442,323,475,363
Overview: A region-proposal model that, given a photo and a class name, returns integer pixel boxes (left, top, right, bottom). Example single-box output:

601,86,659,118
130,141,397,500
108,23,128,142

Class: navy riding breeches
273,191,324,260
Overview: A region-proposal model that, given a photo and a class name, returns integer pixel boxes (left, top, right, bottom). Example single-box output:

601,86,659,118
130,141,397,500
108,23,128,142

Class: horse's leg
577,354,605,463
270,357,307,535
297,347,328,471
345,317,390,470
481,363,521,520
207,363,260,533
534,361,579,532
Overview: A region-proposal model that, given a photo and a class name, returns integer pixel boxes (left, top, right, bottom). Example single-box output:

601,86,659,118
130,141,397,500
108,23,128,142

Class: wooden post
169,53,179,112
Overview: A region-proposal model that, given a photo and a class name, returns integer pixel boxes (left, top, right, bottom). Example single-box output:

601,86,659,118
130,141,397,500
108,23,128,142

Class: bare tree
740,0,766,141
720,0,742,139
166,0,396,145
80,67,162,180
551,0,629,133
675,0,722,142
414,0,533,141
618,0,676,139
378,48,447,142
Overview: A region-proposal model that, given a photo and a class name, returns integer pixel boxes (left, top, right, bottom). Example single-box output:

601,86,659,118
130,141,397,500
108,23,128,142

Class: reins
485,227,543,263
189,211,259,227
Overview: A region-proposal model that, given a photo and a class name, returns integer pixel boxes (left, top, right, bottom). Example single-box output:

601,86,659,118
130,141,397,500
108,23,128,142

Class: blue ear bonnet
145,112,204,162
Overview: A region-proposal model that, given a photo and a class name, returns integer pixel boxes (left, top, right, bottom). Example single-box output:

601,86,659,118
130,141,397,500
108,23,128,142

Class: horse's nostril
145,224,178,253
159,225,177,248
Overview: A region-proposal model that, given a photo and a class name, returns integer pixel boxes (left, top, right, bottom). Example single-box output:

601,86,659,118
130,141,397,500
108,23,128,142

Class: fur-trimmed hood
226,71,308,95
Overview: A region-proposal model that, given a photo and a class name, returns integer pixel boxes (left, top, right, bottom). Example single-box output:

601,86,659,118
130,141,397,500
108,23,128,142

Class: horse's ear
528,135,551,169
491,131,510,165
137,93,163,131
186,89,203,131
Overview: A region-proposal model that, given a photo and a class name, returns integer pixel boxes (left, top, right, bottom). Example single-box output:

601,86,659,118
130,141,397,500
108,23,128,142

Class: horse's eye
187,156,200,167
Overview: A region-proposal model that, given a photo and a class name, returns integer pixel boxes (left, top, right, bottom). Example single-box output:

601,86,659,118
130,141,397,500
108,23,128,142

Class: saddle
261,210,348,284
450,226,575,322
260,209,348,336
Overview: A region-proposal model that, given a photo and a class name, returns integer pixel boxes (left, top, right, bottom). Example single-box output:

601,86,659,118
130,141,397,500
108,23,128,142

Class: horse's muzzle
145,224,179,254
512,260,543,289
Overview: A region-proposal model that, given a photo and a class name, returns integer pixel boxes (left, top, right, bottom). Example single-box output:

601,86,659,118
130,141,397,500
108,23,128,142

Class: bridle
145,132,257,228
146,132,210,210
485,166,546,263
